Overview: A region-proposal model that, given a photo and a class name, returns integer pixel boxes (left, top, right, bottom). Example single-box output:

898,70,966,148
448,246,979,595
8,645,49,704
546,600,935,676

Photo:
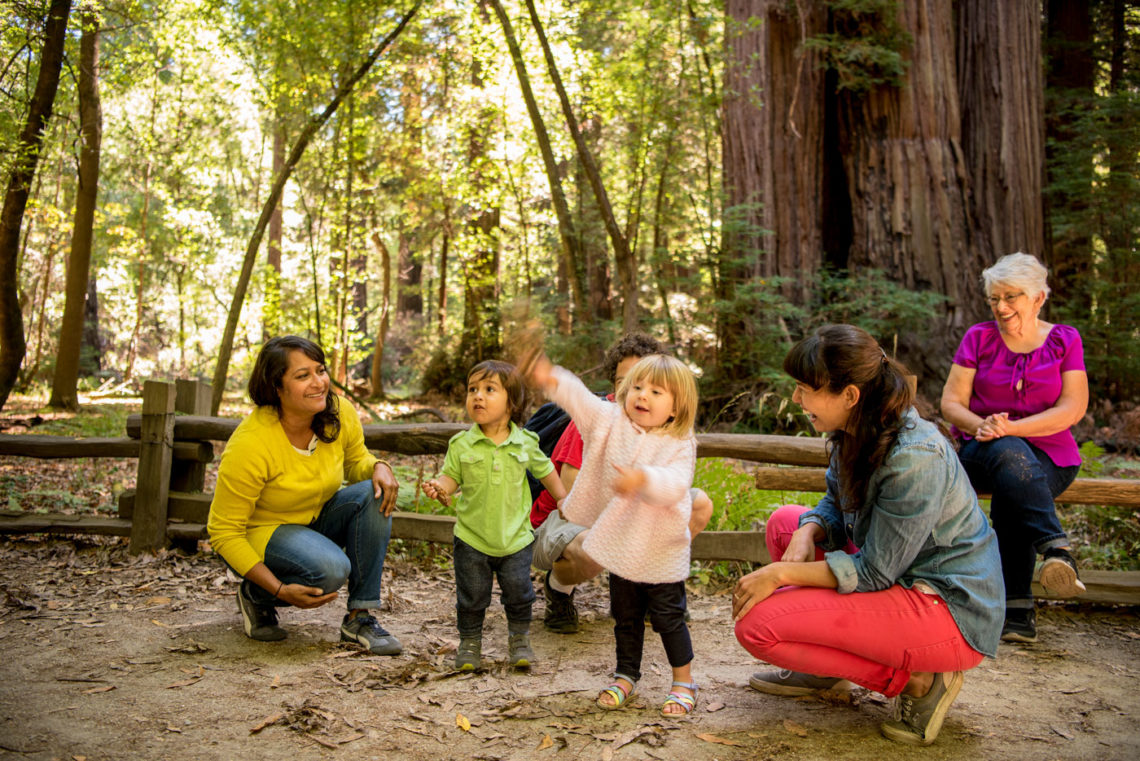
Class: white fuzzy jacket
549,366,696,583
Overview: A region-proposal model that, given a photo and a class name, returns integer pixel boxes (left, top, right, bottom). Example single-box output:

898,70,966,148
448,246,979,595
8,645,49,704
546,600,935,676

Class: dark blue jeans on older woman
957,437,1079,609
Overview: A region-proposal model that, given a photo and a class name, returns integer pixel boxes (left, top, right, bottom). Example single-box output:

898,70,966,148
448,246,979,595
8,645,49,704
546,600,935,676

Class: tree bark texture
370,231,391,398
51,11,102,410
720,0,826,377
209,1,421,414
838,0,980,333
0,0,71,410
957,0,1044,263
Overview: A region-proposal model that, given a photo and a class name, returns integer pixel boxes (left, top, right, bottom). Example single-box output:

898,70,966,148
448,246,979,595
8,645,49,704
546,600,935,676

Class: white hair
982,252,1050,300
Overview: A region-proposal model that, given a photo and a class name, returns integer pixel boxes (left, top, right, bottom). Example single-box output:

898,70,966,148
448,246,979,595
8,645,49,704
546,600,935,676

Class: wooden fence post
129,381,176,554
170,380,211,492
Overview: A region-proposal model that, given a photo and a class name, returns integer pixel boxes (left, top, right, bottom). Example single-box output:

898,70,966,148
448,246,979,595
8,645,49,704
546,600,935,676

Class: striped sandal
661,680,698,716
597,674,637,710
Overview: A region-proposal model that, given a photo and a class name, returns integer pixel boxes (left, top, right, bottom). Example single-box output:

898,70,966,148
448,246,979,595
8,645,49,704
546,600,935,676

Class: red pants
734,505,984,697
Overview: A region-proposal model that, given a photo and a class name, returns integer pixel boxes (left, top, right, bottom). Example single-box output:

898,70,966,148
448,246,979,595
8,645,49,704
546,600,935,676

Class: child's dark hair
249,335,340,443
783,324,914,513
602,333,666,385
468,359,528,425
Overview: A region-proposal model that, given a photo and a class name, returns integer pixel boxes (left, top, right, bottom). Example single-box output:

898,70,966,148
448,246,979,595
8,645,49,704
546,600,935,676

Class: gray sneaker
881,671,964,746
340,613,402,655
749,669,850,696
237,580,286,642
455,637,482,671
508,633,535,670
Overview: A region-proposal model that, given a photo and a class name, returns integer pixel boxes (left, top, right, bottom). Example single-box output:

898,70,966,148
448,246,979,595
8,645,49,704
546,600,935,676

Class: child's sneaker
508,633,534,670
543,571,579,634
1000,607,1037,643
455,637,482,671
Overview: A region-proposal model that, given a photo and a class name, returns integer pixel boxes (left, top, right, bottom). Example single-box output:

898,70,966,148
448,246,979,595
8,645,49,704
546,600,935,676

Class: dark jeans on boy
453,537,536,638
609,573,693,682
957,437,1079,608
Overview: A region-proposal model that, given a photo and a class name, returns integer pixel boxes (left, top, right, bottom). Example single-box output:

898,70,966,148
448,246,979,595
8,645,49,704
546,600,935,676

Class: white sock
548,573,576,595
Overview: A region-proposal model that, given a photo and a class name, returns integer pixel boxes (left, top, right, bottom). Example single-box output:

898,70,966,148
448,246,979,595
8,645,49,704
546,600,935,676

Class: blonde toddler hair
615,354,698,438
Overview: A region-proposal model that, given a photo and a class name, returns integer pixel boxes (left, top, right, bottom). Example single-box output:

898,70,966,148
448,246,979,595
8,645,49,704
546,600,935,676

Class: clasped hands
975,412,1013,442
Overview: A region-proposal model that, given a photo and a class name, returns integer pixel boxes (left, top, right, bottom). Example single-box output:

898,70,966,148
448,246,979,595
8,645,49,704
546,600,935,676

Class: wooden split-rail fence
2,380,1138,605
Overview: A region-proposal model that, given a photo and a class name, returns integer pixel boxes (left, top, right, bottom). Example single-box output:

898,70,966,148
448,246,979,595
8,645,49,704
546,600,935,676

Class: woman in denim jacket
733,325,1004,747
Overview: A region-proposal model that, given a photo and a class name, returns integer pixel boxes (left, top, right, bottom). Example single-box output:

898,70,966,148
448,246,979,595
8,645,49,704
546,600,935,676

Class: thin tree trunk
0,0,71,410
50,11,101,410
210,1,421,414
437,206,449,337
524,0,638,332
369,231,391,399
488,0,587,322
263,116,285,340
80,275,100,375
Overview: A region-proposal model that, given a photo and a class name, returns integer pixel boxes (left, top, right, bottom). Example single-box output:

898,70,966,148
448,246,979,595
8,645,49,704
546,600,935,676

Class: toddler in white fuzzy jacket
527,350,700,717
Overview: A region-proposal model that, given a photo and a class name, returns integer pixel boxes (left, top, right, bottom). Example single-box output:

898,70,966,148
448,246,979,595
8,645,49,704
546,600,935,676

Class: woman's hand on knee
732,566,780,621
278,583,338,609
781,525,819,563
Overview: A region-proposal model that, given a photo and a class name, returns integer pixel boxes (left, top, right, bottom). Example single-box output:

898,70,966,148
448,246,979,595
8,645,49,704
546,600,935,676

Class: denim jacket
799,409,1005,657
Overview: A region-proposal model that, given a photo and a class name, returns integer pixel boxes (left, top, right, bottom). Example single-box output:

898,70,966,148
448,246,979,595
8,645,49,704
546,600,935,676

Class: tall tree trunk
263,117,285,340
838,0,980,370
489,0,588,323
437,207,450,337
0,0,71,410
958,0,1044,261
50,11,102,410
525,0,639,332
1043,0,1095,313
80,275,101,375
721,0,827,378
210,2,421,414
369,231,391,399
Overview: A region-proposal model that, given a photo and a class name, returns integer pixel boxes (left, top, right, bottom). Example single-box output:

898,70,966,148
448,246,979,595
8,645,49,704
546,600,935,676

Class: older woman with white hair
941,253,1089,643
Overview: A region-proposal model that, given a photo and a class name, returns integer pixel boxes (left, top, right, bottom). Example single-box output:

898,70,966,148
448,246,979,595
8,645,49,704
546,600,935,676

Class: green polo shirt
442,422,554,557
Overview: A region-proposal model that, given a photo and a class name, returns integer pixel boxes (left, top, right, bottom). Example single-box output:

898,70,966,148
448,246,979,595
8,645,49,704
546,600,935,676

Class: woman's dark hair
783,324,914,513
249,335,340,443
602,333,666,385
468,359,529,425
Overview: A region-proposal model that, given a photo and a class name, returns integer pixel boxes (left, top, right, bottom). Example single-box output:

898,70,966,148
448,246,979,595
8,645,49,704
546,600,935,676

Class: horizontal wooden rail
752,467,1140,508
0,434,212,462
2,509,1136,604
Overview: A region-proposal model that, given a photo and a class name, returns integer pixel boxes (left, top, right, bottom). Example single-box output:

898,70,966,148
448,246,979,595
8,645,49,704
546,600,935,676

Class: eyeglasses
987,292,1025,307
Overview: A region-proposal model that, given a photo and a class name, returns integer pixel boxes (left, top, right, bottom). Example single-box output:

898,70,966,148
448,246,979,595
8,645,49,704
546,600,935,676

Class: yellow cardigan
207,397,377,575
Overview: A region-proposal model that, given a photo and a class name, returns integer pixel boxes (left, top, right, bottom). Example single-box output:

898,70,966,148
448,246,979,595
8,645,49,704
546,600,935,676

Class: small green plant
1077,441,1106,477
694,458,821,533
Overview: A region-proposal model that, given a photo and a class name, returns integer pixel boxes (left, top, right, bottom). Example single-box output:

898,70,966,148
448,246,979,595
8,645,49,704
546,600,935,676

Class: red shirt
528,421,585,528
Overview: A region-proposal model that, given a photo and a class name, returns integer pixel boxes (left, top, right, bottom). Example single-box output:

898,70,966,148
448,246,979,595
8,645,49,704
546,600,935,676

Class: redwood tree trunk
0,0,71,410
721,0,827,377
957,0,1044,262
50,11,102,410
838,0,982,361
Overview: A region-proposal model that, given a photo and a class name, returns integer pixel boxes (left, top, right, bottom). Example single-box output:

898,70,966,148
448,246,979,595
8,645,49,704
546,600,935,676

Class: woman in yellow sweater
207,336,402,654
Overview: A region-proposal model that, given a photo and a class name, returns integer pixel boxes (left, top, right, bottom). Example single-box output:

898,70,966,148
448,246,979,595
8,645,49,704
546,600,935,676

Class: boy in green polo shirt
423,360,568,671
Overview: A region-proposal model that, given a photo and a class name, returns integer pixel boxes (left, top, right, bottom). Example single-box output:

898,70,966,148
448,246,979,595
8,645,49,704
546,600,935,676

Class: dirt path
0,537,1137,761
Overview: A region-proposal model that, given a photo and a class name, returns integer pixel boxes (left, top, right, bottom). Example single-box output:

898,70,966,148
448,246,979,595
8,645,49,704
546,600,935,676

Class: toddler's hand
421,479,451,507
612,464,646,496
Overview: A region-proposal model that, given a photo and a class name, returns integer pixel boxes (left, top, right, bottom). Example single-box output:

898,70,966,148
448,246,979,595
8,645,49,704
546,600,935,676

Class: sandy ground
0,536,1138,761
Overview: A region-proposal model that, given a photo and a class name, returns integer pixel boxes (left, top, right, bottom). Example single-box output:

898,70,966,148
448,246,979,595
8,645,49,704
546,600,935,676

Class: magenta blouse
951,321,1085,467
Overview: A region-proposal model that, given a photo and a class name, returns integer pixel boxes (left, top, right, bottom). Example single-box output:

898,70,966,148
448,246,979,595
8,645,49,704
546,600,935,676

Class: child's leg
496,542,537,634
452,538,493,638
647,581,695,714
606,573,648,703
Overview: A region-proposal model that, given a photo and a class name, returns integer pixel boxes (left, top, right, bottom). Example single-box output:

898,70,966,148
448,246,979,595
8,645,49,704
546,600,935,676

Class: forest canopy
1,0,1137,428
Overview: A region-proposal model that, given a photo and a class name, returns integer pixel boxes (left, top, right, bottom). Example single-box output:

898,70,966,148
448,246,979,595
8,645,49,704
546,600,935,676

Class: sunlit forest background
1,0,1137,431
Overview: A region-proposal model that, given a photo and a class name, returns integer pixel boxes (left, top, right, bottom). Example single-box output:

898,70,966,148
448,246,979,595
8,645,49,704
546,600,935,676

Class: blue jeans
453,537,535,639
957,438,1079,606
245,480,392,611
609,573,692,682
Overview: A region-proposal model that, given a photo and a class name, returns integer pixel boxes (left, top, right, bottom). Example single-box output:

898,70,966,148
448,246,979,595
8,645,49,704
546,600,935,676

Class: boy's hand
421,479,451,507
612,464,646,496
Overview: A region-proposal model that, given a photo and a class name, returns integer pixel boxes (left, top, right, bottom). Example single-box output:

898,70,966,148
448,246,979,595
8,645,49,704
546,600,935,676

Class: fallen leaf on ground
150,619,169,628
695,732,744,747
166,677,202,689
145,596,172,606
783,719,808,737
271,675,280,689
704,701,726,712
457,712,472,731
83,685,115,694
537,734,553,749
